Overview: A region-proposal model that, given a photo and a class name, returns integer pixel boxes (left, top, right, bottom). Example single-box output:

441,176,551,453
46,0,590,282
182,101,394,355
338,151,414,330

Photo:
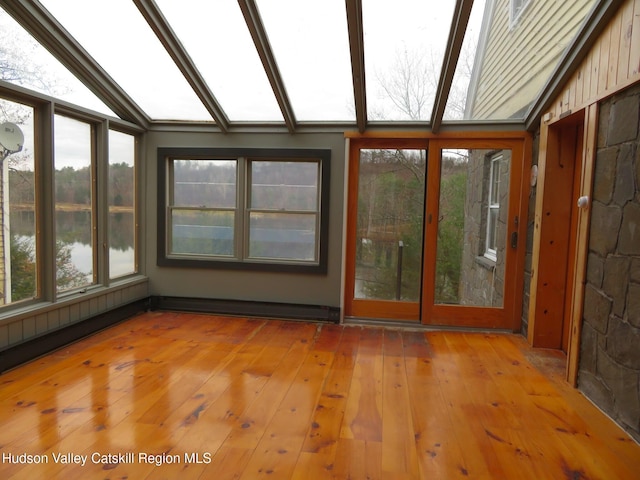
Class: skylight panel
443,0,487,121
255,0,355,122
39,0,212,122
363,0,456,122
0,7,115,116
154,0,282,122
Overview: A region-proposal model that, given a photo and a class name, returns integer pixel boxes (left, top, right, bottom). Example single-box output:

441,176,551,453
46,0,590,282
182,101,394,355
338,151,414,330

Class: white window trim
484,154,502,262
509,0,531,29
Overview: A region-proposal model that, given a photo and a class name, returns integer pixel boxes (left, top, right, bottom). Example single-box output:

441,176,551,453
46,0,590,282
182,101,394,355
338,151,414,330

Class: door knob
577,196,589,209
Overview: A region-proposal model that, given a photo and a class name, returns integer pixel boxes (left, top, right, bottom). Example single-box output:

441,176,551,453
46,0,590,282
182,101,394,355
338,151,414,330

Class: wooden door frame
421,136,531,330
343,131,531,329
527,104,598,385
343,135,429,321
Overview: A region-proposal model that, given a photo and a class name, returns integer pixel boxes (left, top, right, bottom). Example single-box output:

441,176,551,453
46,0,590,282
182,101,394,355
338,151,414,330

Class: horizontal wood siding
547,0,640,119
0,279,149,351
472,0,597,119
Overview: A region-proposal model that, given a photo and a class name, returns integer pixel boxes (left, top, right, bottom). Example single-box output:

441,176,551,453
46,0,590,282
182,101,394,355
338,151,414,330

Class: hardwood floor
1,311,639,479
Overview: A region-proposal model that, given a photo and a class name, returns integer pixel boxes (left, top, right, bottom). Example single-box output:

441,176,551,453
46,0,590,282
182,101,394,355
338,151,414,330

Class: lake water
10,209,135,291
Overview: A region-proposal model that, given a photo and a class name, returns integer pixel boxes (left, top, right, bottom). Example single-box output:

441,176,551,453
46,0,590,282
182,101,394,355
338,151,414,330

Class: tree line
9,162,134,207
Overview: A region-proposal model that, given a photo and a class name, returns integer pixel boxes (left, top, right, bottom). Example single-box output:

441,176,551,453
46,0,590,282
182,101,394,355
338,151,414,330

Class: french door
344,134,530,330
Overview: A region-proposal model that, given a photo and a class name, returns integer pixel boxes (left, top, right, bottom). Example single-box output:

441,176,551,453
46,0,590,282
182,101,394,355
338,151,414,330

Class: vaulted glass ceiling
1,0,599,131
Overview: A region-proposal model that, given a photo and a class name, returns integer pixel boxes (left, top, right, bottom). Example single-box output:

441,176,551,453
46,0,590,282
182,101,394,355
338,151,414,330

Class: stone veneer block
628,283,640,328
583,284,612,334
603,255,630,317
608,93,640,145
613,144,635,206
589,202,622,256
606,319,640,369
578,370,615,414
619,202,640,255
586,252,605,288
593,147,617,204
631,258,640,283
597,346,640,432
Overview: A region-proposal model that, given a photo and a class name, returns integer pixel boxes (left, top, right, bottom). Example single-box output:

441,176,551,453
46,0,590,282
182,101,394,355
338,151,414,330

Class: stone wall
578,82,640,442
459,149,510,307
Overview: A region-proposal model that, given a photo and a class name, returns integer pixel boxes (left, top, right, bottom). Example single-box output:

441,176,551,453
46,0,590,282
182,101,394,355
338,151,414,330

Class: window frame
53,112,97,294
107,127,138,280
157,147,331,274
509,0,531,28
0,95,38,307
484,153,502,262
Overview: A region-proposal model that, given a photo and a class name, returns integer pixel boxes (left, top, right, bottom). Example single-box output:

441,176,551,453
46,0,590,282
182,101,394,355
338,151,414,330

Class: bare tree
374,41,476,122
443,39,477,120
374,47,440,121
1,10,68,108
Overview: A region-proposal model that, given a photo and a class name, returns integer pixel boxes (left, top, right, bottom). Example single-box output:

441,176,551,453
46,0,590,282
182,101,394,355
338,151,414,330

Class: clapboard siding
471,0,596,118
0,278,148,351
548,0,640,118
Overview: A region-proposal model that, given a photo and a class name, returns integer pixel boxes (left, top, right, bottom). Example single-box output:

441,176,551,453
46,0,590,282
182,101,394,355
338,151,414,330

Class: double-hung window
170,158,237,258
485,154,502,261
247,159,320,262
158,148,330,273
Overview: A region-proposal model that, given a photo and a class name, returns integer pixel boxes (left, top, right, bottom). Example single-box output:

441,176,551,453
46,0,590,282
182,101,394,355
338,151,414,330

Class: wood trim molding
566,103,598,385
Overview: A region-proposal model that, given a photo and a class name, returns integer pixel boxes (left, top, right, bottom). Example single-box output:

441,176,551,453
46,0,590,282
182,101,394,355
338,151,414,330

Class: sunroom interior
1,0,639,470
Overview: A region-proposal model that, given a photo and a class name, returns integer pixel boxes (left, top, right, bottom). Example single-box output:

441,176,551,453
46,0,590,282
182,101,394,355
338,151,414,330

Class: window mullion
95,121,108,287
237,157,247,261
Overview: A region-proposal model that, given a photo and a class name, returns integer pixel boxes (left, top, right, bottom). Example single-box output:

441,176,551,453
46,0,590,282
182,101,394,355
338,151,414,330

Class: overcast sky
3,0,486,168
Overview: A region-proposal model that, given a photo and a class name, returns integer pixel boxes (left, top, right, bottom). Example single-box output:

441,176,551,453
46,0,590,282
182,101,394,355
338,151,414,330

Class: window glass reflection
40,0,211,121
54,115,94,292
2,98,37,305
108,130,136,279
435,148,511,307
0,7,115,116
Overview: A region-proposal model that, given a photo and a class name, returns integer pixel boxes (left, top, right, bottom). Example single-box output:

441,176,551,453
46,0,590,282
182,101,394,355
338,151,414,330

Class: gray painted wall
144,130,346,309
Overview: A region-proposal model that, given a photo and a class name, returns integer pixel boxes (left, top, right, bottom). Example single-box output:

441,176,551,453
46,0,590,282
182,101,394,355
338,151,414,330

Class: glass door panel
345,135,528,329
345,141,427,322
355,148,425,302
421,138,527,330
435,148,511,307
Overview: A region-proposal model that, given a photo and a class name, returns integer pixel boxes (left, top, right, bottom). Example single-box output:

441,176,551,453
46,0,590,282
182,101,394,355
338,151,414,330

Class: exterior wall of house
467,0,596,119
578,83,640,443
459,150,511,307
546,0,640,120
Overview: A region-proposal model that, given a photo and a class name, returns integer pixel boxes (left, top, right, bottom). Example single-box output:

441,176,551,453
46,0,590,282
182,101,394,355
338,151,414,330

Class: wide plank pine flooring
1,311,639,479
